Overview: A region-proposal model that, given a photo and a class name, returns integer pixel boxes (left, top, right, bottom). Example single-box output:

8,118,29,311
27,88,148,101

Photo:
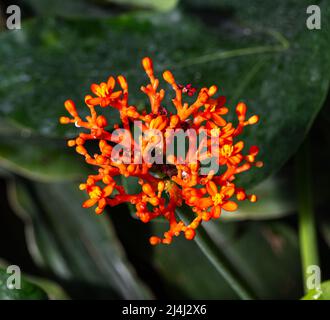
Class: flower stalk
295,138,320,294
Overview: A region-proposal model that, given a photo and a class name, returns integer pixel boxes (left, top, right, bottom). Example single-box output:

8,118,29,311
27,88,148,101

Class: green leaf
25,0,178,16
150,220,301,299
0,267,48,300
23,0,115,18
0,135,88,182
8,178,152,299
105,0,179,12
302,281,330,300
221,174,295,221
0,260,69,300
320,220,330,249
24,276,69,300
0,1,329,186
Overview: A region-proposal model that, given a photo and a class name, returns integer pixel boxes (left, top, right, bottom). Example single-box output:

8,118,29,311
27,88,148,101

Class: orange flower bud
76,145,87,156
170,115,180,128
95,207,104,214
249,145,259,156
102,175,113,184
212,205,221,218
197,88,209,104
208,85,218,96
60,116,71,124
149,197,159,206
149,236,161,246
76,137,85,145
248,115,259,125
96,115,108,128
158,181,165,192
236,189,246,201
184,228,196,240
206,181,218,196
126,106,139,118
84,95,93,106
117,75,128,90
255,161,264,168
64,99,78,117
103,184,115,197
96,155,106,165
142,183,154,197
236,102,247,120
163,70,175,85
83,198,98,208
67,139,76,147
222,201,238,211
107,76,115,90
142,57,153,75
202,211,212,221
99,140,107,149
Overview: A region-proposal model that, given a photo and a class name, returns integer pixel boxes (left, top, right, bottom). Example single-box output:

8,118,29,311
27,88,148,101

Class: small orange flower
87,76,122,107
60,57,262,245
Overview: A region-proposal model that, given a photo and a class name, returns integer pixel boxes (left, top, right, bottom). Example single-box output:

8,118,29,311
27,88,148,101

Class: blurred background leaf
17,0,115,18
22,0,179,17
8,179,152,299
0,266,48,300
221,175,295,221
105,0,179,12
0,259,69,299
25,276,69,300
0,135,88,182
320,221,330,249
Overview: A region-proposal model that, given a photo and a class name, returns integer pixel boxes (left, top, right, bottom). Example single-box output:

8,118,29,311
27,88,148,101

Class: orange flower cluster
60,57,262,245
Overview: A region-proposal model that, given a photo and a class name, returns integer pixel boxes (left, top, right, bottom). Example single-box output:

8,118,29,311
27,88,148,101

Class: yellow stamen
221,144,233,158
212,193,223,206
89,186,102,199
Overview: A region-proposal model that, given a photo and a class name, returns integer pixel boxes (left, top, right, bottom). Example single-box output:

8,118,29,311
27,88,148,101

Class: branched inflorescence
60,57,262,245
